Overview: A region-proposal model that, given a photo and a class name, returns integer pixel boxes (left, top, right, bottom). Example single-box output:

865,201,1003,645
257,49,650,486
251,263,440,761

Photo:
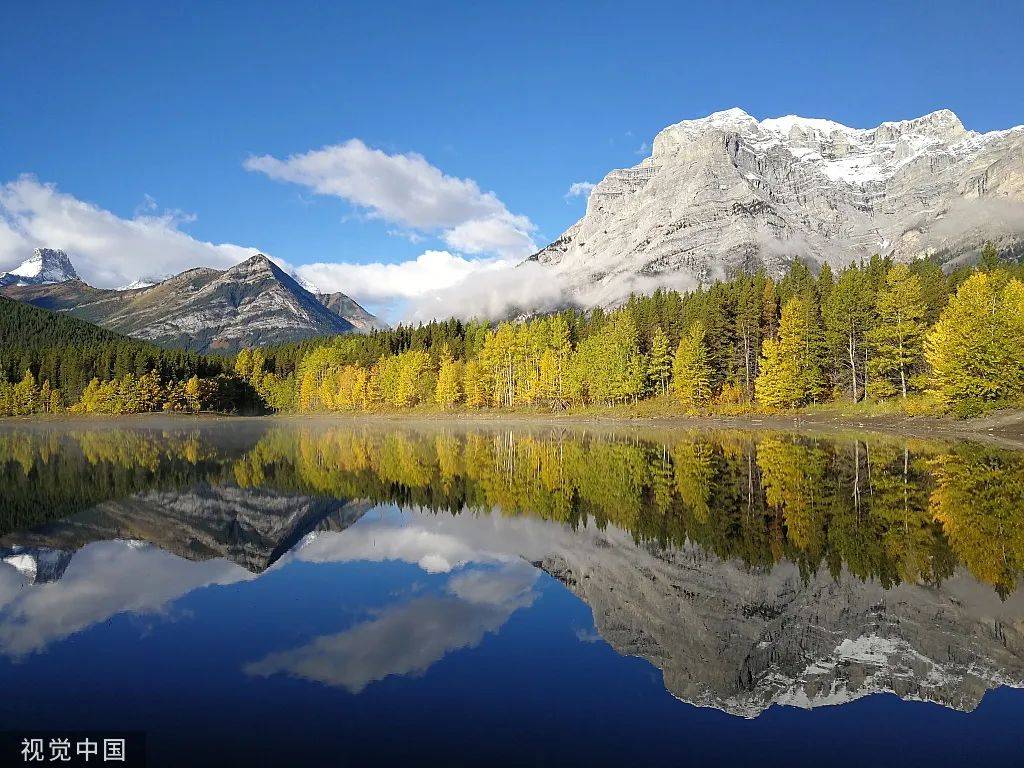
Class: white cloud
244,139,537,258
0,176,259,288
405,260,574,322
297,251,579,323
295,250,515,304
385,228,425,244
565,181,596,198
290,521,509,574
442,213,536,258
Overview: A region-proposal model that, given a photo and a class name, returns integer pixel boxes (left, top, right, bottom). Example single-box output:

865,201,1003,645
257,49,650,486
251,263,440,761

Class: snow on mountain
117,274,173,291
118,280,154,291
530,108,1024,306
289,270,320,294
0,248,80,287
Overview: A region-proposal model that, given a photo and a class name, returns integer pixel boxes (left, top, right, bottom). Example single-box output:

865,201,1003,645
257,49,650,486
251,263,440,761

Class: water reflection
0,540,251,658
1,421,1024,718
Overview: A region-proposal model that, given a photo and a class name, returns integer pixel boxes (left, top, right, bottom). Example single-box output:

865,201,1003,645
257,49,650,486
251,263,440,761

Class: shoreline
4,407,1024,449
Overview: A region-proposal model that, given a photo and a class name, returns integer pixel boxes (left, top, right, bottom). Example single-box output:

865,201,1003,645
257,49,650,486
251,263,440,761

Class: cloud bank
295,250,516,305
0,176,259,289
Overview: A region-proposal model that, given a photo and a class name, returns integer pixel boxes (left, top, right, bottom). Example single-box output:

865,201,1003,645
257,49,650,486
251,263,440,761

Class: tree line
248,245,1024,417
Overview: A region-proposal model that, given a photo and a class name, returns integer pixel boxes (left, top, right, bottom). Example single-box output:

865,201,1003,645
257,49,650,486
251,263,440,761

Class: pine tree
978,241,1000,272
734,274,764,400
671,323,712,410
866,263,927,399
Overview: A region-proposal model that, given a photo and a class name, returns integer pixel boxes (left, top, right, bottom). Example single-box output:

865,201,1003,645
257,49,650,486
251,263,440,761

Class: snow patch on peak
290,270,319,293
532,106,1024,307
761,115,858,137
117,273,173,291
664,107,757,134
1,248,80,287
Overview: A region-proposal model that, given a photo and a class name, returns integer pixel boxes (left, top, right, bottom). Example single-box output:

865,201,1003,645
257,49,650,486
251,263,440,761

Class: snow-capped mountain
0,248,80,287
0,487,371,575
531,108,1024,305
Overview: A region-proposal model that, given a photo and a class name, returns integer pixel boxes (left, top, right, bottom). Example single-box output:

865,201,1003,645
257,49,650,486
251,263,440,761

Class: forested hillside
0,297,254,415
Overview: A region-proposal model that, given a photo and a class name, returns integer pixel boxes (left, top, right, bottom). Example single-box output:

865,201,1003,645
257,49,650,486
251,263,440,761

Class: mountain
0,248,79,287
317,291,387,332
2,253,381,353
0,294,130,347
530,108,1024,305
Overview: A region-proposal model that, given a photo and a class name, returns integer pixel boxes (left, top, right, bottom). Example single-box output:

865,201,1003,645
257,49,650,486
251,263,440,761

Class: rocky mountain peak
230,253,279,276
0,248,80,287
532,107,1024,307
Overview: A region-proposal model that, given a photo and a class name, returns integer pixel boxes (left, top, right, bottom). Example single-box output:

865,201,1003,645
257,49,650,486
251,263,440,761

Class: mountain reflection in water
1,420,1024,727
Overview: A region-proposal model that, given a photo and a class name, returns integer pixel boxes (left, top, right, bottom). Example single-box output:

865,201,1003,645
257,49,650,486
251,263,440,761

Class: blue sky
1,0,1021,318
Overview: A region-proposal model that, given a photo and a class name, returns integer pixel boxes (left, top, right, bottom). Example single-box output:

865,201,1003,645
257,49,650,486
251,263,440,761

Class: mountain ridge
530,108,1024,305
1,252,382,352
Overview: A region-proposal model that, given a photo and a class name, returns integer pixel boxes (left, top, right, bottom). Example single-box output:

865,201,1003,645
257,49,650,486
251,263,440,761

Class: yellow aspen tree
866,263,927,399
463,359,487,408
755,296,823,407
435,349,462,408
926,272,1024,410
671,323,712,410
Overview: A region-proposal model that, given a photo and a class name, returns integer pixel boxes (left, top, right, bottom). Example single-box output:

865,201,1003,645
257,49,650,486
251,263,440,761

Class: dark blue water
1,421,1023,767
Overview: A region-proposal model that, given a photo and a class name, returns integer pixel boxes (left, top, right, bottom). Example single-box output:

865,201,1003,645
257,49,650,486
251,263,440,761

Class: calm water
1,419,1023,767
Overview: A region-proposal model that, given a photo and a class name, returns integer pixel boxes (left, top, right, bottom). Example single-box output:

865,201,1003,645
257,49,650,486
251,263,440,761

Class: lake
1,418,1023,767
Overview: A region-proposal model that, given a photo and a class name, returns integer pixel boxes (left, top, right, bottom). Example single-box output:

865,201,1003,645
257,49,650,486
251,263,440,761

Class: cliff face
531,108,1024,305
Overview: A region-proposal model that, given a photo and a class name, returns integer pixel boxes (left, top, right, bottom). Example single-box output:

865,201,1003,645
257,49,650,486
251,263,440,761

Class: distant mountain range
0,249,383,353
531,108,1024,305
